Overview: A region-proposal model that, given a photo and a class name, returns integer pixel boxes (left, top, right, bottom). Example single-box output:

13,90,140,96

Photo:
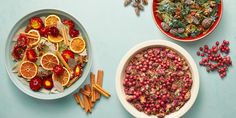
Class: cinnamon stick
66,76,79,88
55,51,71,72
96,70,104,100
93,84,110,98
90,72,96,102
73,93,84,109
84,84,94,108
82,94,91,113
79,88,91,97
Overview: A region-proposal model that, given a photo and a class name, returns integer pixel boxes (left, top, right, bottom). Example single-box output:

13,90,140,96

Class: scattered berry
196,40,232,78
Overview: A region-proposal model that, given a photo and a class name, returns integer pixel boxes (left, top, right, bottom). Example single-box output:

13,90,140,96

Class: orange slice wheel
28,30,40,46
40,53,59,70
45,15,61,27
69,37,86,53
20,61,38,80
47,35,64,43
52,67,70,86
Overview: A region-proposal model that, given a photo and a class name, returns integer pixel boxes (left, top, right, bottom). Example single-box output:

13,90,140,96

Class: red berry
216,41,219,46
63,19,75,29
43,77,54,90
199,47,203,51
53,65,64,75
29,77,43,91
49,26,59,37
61,49,75,62
39,26,50,37
196,51,200,56
26,49,37,62
204,45,209,49
69,29,79,38
29,17,44,30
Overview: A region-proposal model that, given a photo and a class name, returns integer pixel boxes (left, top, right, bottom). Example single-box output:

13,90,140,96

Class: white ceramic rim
116,40,199,118
5,9,92,100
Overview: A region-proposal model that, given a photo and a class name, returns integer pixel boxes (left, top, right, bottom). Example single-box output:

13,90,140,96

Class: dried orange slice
28,30,40,46
69,37,86,53
52,67,70,86
47,35,63,43
19,61,38,80
40,53,59,70
45,15,61,27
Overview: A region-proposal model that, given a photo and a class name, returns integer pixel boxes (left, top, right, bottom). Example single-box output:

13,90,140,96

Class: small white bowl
116,40,199,118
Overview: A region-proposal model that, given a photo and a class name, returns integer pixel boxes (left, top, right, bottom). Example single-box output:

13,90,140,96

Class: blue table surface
1,0,236,118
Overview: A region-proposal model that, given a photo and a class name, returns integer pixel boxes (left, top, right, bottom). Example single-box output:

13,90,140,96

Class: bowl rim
116,40,199,118
5,9,92,100
151,0,223,42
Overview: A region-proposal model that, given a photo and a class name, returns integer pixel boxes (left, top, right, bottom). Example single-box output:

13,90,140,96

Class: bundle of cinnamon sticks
73,70,111,113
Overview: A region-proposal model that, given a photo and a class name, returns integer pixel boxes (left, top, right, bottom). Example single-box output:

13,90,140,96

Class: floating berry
39,26,50,37
49,26,59,37
63,19,75,29
29,77,43,91
69,29,79,38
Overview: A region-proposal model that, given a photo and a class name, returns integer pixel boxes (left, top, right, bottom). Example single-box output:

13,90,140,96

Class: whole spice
73,70,110,114
196,40,232,78
123,0,148,16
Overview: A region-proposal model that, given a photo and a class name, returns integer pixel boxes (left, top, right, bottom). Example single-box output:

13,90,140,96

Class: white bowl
116,40,199,118
5,9,92,100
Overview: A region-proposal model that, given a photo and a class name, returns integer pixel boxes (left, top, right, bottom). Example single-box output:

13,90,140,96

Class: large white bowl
116,40,199,118
5,9,92,100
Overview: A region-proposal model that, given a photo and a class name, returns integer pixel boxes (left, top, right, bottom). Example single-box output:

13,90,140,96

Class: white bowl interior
5,9,92,100
116,40,199,118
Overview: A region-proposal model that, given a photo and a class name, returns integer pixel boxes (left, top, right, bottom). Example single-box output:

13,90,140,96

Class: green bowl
5,9,92,100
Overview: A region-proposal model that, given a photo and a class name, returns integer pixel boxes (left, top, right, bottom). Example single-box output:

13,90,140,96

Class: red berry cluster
196,40,232,78
63,19,79,38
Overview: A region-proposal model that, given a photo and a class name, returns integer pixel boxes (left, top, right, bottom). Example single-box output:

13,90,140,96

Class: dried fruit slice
52,67,70,86
69,37,86,53
45,15,61,27
47,35,63,43
40,53,59,70
28,30,40,46
20,61,38,80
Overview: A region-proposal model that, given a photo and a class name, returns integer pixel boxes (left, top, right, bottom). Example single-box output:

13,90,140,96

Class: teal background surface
0,0,236,118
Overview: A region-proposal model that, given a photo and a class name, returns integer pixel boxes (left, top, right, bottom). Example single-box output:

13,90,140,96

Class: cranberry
49,26,59,37
69,28,79,38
